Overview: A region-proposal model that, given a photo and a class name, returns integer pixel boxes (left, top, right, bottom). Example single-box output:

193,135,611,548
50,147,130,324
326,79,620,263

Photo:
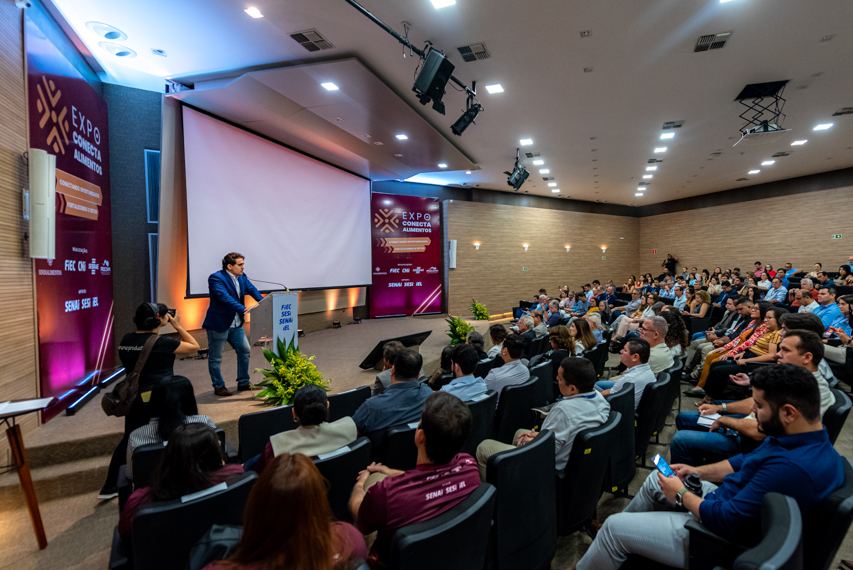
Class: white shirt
484,360,531,406
228,271,242,327
541,391,610,470
609,363,657,411
798,301,818,314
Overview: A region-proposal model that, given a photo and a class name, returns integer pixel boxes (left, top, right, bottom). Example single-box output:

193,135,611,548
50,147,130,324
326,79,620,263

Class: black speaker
353,304,369,321
413,49,454,112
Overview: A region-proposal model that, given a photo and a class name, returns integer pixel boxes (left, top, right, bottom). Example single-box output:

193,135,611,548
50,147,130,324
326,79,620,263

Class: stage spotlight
297,329,305,337
451,98,483,136
504,149,529,191
333,321,342,329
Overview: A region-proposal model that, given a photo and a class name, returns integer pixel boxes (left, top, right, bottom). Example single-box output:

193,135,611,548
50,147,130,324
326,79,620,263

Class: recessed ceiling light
321,82,339,91
395,134,408,140
552,189,560,193
85,22,127,41
635,193,644,196
660,132,675,140
548,182,557,187
466,171,472,174
520,139,533,146
814,123,833,131
642,174,653,179
637,187,646,191
761,160,775,166
646,166,657,171
720,0,736,3
485,84,504,94
532,160,544,165
244,7,263,18
430,0,456,8
748,170,760,174
394,154,403,157
438,163,448,168
539,169,550,174
654,147,667,153
99,42,136,58
791,140,808,146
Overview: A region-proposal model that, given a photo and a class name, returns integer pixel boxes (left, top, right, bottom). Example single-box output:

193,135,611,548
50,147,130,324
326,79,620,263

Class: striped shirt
126,415,216,480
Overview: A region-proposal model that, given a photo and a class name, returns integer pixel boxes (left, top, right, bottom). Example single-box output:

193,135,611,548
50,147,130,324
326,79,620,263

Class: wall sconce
565,245,571,252
474,242,480,250
601,246,607,253
523,244,529,251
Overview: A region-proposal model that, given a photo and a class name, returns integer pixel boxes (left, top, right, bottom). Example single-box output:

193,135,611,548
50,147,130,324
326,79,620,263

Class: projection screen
182,107,372,296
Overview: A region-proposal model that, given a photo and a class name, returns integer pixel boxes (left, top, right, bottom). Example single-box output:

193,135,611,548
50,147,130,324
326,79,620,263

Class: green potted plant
471,299,489,320
254,337,329,407
445,315,475,345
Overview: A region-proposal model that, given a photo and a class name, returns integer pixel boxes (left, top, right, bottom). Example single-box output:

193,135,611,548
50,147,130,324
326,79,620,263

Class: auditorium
1,0,853,568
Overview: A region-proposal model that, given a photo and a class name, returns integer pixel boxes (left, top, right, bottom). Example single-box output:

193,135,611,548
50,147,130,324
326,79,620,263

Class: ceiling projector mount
504,148,530,191
345,0,483,137
733,80,790,146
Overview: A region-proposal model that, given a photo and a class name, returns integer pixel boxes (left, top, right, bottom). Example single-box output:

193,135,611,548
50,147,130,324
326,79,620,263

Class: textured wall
104,84,161,348
446,201,640,316
639,185,853,275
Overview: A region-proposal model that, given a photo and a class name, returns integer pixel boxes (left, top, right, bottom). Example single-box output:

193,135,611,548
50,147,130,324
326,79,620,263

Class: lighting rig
504,148,529,191
345,0,483,136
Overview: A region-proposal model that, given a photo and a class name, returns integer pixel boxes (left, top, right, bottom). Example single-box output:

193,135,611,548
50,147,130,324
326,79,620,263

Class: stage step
488,312,513,321
0,455,110,512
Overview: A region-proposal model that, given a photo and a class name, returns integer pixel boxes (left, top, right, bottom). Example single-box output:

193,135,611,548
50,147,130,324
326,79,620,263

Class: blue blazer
202,270,263,332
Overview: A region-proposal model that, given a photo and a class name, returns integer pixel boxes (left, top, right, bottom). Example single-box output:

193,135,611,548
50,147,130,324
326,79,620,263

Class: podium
247,292,299,356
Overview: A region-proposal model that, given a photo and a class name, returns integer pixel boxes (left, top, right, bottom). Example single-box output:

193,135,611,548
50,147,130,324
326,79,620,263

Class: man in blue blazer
203,252,263,396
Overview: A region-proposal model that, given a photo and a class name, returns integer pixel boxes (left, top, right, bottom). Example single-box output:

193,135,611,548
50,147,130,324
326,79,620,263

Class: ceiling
47,0,853,205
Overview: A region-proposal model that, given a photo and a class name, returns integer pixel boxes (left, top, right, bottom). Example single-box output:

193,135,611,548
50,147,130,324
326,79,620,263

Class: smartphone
653,454,675,477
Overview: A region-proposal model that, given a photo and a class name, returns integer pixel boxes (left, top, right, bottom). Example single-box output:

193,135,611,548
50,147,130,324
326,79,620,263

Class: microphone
244,273,289,291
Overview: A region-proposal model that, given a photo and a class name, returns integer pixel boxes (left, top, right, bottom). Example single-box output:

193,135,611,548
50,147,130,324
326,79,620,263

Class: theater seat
237,405,297,462
494,378,537,443
634,373,668,468
313,436,371,523
327,386,371,421
382,422,419,470
823,389,852,445
605,385,636,496
459,391,497,457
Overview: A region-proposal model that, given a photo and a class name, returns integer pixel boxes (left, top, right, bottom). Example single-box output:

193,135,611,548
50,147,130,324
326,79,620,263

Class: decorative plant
471,299,489,320
446,315,475,345
255,337,329,407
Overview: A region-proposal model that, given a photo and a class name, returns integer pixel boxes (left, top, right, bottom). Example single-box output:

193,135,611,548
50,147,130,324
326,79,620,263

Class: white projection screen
182,107,372,296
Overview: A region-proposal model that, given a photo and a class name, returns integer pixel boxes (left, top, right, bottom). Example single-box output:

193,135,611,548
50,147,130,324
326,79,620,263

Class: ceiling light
637,187,646,191
642,174,653,179
321,82,339,91
813,123,833,131
539,169,550,174
520,139,533,146
791,140,808,145
635,193,644,196
646,166,658,171
466,170,472,174
546,182,556,187
654,147,667,153
720,0,736,3
748,170,760,174
761,160,775,166
99,42,136,57
485,84,504,94
430,0,456,8
395,134,408,140
85,22,127,41
660,133,675,140
438,163,448,168
532,160,544,165
244,7,264,18
552,189,560,193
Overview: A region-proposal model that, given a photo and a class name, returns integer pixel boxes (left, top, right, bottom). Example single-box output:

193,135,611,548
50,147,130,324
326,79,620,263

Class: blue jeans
691,331,706,341
207,326,252,389
670,409,745,466
595,380,616,392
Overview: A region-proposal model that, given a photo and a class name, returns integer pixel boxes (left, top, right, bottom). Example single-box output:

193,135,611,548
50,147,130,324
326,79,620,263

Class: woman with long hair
700,269,711,287
835,295,853,342
426,345,454,389
661,311,689,357
569,319,597,353
689,290,711,319
764,264,776,278
208,453,366,570
713,267,723,280
835,265,853,286
756,272,772,290
707,276,722,295
487,323,508,358
614,292,656,339
807,262,822,278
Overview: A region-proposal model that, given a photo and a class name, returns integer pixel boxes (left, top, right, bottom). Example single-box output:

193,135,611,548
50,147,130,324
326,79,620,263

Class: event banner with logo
369,193,442,318
26,16,114,420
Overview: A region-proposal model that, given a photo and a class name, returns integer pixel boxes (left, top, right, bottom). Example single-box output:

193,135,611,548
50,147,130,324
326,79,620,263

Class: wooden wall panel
0,1,40,460
446,201,640,316
639,185,853,276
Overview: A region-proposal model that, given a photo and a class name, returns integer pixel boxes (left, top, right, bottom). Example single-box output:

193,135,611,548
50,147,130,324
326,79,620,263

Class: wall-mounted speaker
449,239,457,269
28,148,56,259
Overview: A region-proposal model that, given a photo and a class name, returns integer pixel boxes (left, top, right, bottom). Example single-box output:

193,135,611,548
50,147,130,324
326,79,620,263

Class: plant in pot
255,337,329,406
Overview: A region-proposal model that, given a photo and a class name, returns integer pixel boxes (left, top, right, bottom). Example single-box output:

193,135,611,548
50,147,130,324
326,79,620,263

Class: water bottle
684,473,704,498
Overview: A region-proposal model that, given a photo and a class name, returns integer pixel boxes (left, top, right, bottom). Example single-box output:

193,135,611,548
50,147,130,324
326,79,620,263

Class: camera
167,309,177,317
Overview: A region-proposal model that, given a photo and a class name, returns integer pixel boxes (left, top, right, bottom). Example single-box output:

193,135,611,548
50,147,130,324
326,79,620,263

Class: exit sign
832,234,842,239
522,267,528,271
601,256,607,260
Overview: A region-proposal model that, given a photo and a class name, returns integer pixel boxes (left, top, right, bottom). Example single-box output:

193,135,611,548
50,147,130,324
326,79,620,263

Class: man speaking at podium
203,252,263,397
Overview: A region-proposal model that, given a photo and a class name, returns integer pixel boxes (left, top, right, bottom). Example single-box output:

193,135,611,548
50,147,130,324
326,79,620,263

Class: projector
733,123,791,147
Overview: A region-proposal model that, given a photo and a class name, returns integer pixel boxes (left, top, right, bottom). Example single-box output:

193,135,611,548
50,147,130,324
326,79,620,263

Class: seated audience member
595,339,656,411
834,294,853,337
487,323,508,358
544,325,575,381
600,285,618,308
639,316,674,373
712,281,734,308
465,330,489,360
584,313,606,344
349,392,480,570
119,423,243,539
483,334,531,405
426,345,454,390
353,350,432,447
807,262,822,278
126,380,215,481
611,291,648,331
476,358,609,479
795,288,818,313
835,264,853,286
559,290,574,310
816,271,833,289
707,277,722,295
671,328,835,467
247,384,358,474
570,319,598,354
546,300,563,327
614,292,657,339
441,344,488,402
763,277,788,304
661,311,689,357
756,271,772,290
763,263,776,278
568,292,591,318
515,314,537,350
208,453,366,570
372,341,404,397
812,287,848,331
613,289,643,317
531,310,549,337
578,363,844,570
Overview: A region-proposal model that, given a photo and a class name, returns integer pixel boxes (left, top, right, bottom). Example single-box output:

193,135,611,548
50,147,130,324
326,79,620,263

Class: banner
26,16,114,421
369,193,442,318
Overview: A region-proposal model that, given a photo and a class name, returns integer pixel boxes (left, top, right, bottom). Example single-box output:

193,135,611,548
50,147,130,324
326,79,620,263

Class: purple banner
369,193,442,318
26,16,114,421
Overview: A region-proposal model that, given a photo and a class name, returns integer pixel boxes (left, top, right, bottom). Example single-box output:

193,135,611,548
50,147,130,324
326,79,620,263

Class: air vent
638,182,651,186
710,152,723,157
456,42,490,62
290,29,335,52
833,107,853,116
647,158,664,164
524,152,541,158
542,177,555,181
695,31,732,52
736,177,749,181
662,121,685,130
771,151,793,157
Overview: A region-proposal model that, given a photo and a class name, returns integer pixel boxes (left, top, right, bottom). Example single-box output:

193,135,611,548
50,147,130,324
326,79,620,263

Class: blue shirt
764,285,787,303
592,329,604,344
441,375,488,402
812,302,846,331
352,381,432,437
673,295,687,310
699,427,843,545
599,293,617,306
572,298,590,314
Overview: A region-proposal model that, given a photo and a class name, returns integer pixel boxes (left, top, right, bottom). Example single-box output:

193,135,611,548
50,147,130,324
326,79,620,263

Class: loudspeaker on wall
28,148,56,259
449,239,457,269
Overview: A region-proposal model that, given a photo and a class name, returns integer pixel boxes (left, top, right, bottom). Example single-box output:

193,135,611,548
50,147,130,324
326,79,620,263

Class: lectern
247,292,299,356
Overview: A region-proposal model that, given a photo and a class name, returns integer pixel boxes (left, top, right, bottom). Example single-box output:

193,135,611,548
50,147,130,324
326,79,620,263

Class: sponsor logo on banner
374,209,399,233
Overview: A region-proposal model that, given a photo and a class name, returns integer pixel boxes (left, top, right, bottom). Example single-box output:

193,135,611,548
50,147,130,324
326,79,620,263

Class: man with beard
573,363,843,570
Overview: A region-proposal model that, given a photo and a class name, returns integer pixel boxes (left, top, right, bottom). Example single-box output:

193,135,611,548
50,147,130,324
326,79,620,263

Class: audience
638,315,674,373
372,341,404,397
544,325,575,381
531,310,549,337
595,339,657,411
440,344,488,402
487,323,509,358
614,292,657,339
795,287,818,313
208,453,366,570
349,392,480,570
465,330,489,360
813,287,848,331
476,358,610,478
426,345,453,390
763,277,788,304
570,319,598,354
661,311,689,358
483,334,531,405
